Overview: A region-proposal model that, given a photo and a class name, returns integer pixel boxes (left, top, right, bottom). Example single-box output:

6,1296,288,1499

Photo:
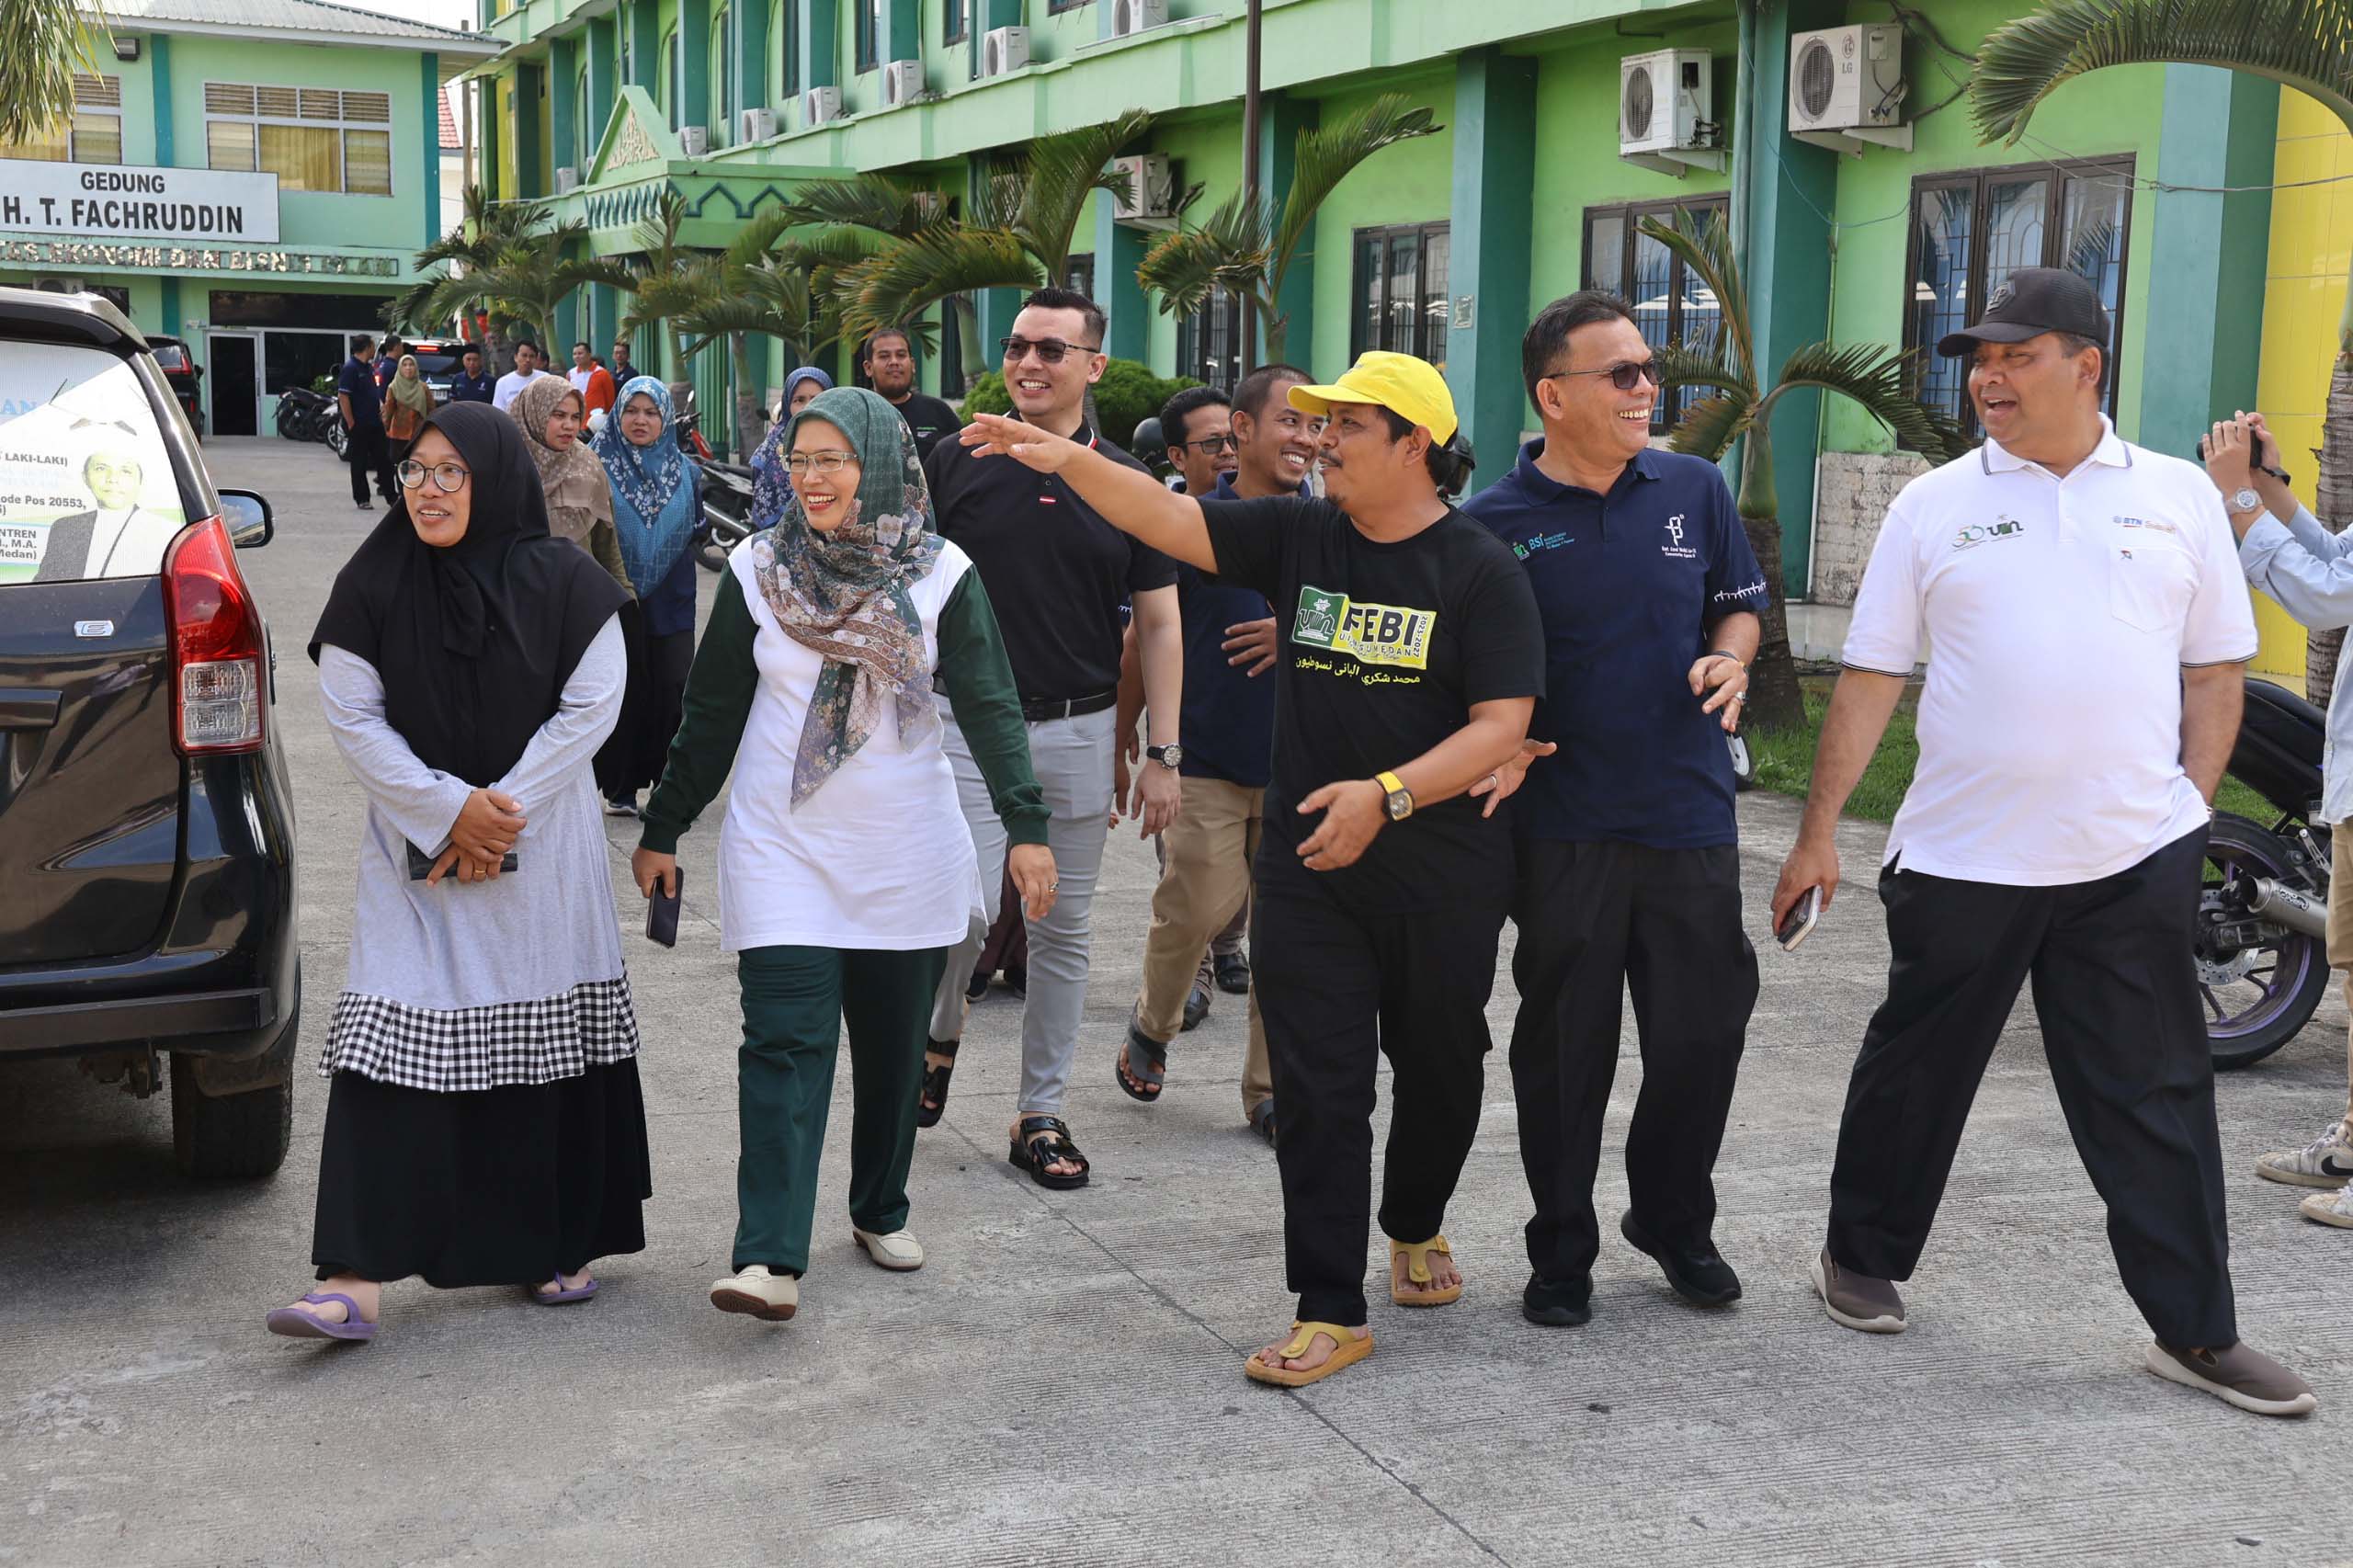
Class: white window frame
0,74,123,164
201,81,395,196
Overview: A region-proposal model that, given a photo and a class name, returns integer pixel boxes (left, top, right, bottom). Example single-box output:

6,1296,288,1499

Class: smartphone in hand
1776,885,1822,952
646,867,686,948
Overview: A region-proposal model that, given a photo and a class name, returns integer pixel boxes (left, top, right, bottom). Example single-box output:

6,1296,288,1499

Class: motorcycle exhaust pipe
2245,877,2330,940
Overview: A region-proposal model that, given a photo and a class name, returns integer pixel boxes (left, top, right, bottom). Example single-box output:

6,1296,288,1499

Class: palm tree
1643,211,1972,733
670,212,848,457
1135,93,1441,364
1969,0,2353,695
394,187,624,369
617,190,710,373
5,0,102,145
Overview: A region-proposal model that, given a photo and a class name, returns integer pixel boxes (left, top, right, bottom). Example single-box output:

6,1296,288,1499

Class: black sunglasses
1179,433,1238,455
1002,335,1101,366
1544,358,1663,392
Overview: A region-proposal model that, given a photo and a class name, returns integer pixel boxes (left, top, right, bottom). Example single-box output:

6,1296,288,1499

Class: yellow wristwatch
1376,769,1413,822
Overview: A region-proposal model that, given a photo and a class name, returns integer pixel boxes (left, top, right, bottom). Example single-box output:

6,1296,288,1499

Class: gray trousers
929,708,1115,1117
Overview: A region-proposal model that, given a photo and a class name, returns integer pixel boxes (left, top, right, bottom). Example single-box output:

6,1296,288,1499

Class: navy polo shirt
1173,472,1290,789
1461,439,1769,848
335,358,382,431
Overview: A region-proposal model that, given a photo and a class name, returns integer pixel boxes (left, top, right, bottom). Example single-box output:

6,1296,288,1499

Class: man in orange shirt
571,341,618,416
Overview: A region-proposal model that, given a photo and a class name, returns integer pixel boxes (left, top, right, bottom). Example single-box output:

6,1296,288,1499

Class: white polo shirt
1841,418,2258,886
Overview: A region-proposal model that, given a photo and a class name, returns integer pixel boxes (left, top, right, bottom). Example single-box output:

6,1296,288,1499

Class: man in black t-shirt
864,326,963,460
918,288,1185,1192
955,350,1545,1390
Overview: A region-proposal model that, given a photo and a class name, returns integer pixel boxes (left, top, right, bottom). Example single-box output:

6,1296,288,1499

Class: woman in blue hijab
749,367,834,534
590,374,704,814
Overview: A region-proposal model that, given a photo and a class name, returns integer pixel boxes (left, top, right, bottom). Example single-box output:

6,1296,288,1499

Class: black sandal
916,1038,959,1130
1116,1026,1167,1103
1007,1114,1090,1189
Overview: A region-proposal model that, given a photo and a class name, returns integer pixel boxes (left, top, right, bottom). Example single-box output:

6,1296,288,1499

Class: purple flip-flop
265,1292,378,1343
530,1276,597,1305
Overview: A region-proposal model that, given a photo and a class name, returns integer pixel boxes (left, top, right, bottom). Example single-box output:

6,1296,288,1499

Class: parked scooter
698,458,756,571
2201,677,2334,1069
273,384,333,441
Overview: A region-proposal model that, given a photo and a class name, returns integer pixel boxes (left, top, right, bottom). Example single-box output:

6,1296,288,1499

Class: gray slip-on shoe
1810,1246,1906,1334
2145,1340,2317,1417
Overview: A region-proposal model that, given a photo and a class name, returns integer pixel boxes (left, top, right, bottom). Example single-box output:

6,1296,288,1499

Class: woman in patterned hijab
511,373,631,593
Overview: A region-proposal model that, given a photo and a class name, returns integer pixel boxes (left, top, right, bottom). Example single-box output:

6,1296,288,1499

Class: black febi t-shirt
1199,495,1545,911
926,425,1176,700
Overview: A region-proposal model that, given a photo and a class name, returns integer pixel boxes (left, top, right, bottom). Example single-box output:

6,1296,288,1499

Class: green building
0,0,496,437
468,0,2275,649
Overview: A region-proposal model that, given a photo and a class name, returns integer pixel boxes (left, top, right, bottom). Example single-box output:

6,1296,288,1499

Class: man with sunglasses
1463,290,1768,1329
918,286,1184,1190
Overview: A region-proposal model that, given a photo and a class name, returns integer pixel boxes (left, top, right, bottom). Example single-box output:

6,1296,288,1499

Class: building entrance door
207,332,261,436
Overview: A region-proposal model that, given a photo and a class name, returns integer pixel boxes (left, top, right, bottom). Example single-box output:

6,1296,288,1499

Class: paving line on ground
932,1109,1517,1567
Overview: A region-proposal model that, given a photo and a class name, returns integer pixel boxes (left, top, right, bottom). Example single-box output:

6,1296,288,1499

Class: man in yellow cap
954,350,1546,1387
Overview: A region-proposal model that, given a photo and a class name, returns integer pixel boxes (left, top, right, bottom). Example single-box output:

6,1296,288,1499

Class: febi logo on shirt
1953,517,2027,551
1291,584,1435,669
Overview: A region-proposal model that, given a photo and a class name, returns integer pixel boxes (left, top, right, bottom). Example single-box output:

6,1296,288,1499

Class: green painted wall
1305,73,1453,380
1136,110,1245,376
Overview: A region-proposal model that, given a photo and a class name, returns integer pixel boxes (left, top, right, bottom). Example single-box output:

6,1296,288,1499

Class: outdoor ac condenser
1787,24,1913,153
738,107,777,142
802,86,842,127
1110,153,1176,223
680,125,708,155
982,26,1030,76
883,60,926,106
554,165,579,193
1618,49,1722,176
1110,0,1170,35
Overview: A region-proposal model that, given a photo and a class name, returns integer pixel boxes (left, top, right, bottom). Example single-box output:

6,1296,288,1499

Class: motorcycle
273,385,332,441
698,458,756,572
2200,677,2334,1070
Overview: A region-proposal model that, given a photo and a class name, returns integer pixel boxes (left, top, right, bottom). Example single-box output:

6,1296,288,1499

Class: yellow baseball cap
1287,351,1458,445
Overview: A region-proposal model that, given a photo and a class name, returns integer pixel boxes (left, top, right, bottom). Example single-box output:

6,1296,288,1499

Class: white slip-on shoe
710,1265,799,1321
2256,1119,2353,1187
850,1227,925,1270
2301,1179,2353,1228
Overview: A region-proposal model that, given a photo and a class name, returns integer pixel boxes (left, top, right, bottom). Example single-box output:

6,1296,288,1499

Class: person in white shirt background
1770,267,2314,1418
493,340,548,413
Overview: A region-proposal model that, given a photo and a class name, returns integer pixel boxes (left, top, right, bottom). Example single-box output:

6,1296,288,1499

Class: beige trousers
1133,776,1271,1117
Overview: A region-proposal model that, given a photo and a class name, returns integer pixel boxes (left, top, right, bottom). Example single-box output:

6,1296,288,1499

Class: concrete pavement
3,436,2348,1567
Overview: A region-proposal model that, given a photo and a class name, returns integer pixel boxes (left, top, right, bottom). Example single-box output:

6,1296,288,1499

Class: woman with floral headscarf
590,375,704,813
631,386,1053,1325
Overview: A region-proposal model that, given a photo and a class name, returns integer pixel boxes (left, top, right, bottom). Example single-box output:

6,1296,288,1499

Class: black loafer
1214,951,1252,994
1181,984,1211,1030
1521,1273,1592,1326
1620,1210,1742,1306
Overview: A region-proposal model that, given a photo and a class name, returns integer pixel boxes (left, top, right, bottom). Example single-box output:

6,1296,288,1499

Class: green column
629,0,661,90
1737,0,1841,592
1095,196,1148,361
480,74,502,199
733,0,767,129
160,276,181,342
587,17,618,150
2139,64,2279,458
682,0,711,140
1443,49,1535,491
420,52,443,246
513,63,543,198
150,35,174,166
881,0,919,65
800,0,839,89
549,37,577,178
1257,92,1316,370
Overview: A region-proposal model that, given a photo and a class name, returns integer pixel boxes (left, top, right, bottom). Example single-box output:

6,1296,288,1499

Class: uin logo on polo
1953,516,2027,551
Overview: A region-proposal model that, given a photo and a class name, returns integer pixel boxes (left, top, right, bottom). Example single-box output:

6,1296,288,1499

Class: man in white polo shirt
1769,267,2314,1418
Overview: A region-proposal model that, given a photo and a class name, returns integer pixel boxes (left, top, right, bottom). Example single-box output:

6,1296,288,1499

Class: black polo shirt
925,424,1176,700
1461,439,1768,848
890,392,964,460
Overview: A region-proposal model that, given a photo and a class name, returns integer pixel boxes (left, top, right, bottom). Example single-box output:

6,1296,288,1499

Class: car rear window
151,342,189,370
0,341,187,584
409,348,461,379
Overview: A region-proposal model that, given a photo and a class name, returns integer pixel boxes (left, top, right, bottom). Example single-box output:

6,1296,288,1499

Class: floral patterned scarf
749,385,944,808
748,366,835,534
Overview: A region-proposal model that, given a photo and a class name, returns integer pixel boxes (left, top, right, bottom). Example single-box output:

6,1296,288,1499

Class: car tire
170,998,297,1180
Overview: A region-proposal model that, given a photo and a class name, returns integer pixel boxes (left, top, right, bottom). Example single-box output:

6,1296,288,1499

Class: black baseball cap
1936,266,2109,357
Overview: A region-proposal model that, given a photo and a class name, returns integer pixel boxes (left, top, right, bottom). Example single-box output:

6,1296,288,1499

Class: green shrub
958,358,1202,452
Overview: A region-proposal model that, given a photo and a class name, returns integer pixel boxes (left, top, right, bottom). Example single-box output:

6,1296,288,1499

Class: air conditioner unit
1619,49,1723,176
982,26,1029,77
680,124,708,156
1109,0,1169,36
1788,23,1912,153
738,107,776,142
554,165,579,193
882,59,925,107
1109,153,1176,224
801,85,841,127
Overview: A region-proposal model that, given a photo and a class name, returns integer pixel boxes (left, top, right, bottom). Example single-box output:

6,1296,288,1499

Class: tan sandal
1245,1321,1373,1387
1389,1234,1463,1307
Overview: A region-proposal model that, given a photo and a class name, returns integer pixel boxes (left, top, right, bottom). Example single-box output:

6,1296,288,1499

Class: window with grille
203,82,392,194
714,7,735,139
1176,285,1245,391
1063,254,1095,302
1348,222,1449,373
662,31,680,130
856,0,881,71
1580,196,1729,435
776,0,798,97
575,64,592,166
944,0,969,45
1905,158,2132,434
0,74,123,165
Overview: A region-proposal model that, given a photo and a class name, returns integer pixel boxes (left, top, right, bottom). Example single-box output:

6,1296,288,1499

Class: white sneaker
2301,1180,2353,1228
851,1227,925,1271
710,1265,799,1321
2255,1120,2353,1188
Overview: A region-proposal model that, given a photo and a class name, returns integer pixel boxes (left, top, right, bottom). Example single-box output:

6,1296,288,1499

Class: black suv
0,288,298,1177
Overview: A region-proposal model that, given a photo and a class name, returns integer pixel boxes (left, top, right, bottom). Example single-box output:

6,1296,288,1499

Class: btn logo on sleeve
1292,584,1434,673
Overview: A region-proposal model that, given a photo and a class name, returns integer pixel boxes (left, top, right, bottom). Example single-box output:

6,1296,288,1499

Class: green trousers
733,944,949,1275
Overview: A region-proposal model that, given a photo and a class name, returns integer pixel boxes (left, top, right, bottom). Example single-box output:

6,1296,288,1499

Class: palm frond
629,189,694,273
1653,343,1750,401
1667,390,1757,461
1761,342,1973,464
1136,187,1272,317
722,208,802,269
782,174,948,237
1972,0,2353,143
847,227,1043,339
1635,211,1755,387
1012,107,1155,276
1,0,106,144
1270,94,1440,281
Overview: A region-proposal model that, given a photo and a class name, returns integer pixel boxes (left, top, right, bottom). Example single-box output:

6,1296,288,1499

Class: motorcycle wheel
2200,812,2332,1071
276,407,305,440
1728,731,1755,792
324,421,348,459
696,536,731,573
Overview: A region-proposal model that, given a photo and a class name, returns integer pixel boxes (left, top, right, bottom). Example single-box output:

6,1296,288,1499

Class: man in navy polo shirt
1463,290,1768,1328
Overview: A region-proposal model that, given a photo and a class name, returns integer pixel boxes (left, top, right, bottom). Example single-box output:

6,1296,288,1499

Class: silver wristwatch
2227,486,2263,516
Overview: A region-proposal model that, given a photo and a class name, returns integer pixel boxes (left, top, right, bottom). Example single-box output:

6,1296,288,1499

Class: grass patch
1747,692,2276,826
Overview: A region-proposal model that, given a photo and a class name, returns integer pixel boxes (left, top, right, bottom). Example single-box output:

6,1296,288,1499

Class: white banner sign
0,160,279,244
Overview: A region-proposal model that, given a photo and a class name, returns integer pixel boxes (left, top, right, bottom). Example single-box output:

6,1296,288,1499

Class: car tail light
164,516,265,755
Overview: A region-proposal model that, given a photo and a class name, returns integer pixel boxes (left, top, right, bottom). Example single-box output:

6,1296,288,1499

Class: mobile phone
2197,430,2290,484
1776,885,1822,952
646,866,686,948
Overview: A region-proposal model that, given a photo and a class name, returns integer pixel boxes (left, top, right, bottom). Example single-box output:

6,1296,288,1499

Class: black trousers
347,424,396,505
1252,876,1506,1325
1827,826,2236,1348
1509,838,1758,1283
